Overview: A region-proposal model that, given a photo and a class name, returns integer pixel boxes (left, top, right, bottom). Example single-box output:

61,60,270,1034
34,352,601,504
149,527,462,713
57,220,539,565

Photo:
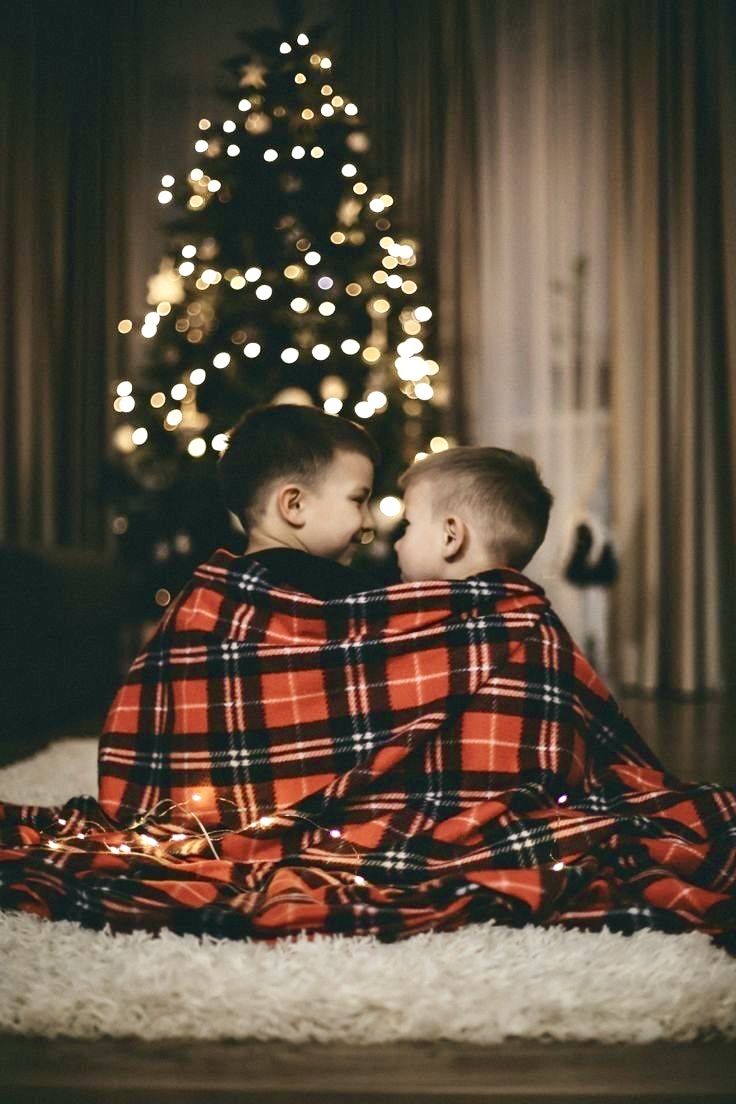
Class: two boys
217,402,553,594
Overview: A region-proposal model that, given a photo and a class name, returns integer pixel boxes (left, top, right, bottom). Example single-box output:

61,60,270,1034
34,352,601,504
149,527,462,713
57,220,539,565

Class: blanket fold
1,548,734,950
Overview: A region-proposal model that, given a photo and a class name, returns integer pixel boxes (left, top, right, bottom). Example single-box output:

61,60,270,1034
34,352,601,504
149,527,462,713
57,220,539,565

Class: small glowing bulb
302,109,314,121
369,198,385,212
255,284,272,300
320,57,332,69
321,104,335,117
341,163,357,177
131,427,148,445
213,353,231,369
118,395,135,412
238,97,252,111
190,368,206,385
353,182,368,195
354,875,367,886
190,168,203,181
294,73,306,85
281,347,299,363
291,145,306,159
312,343,330,361
165,409,182,427
558,794,569,804
311,146,324,159
244,266,262,282
355,401,373,418
318,302,335,316
194,139,209,153
227,144,241,157
430,436,449,452
317,276,333,290
280,41,292,54
290,297,309,313
341,339,360,355
263,148,278,162
323,397,343,414
415,382,433,401
222,120,236,133
243,342,261,358
379,496,403,518
198,118,211,130
178,261,195,276
297,33,309,45
259,816,274,828
188,437,207,458
367,390,387,409
552,861,565,871
192,793,202,802
158,190,173,204
117,319,132,334
161,174,175,187
116,380,132,397
414,306,433,322
304,250,321,265
212,433,229,452
329,828,342,838
345,102,358,116
171,382,188,400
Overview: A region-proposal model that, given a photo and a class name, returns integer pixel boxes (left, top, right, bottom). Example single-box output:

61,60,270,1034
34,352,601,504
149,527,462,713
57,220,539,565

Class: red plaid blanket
1,548,735,951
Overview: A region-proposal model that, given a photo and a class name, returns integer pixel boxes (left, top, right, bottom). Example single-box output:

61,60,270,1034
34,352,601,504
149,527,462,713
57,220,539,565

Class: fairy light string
37,788,576,897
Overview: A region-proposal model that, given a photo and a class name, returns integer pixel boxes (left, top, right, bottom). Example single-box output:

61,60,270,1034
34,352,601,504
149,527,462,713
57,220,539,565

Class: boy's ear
442,515,466,560
276,483,306,528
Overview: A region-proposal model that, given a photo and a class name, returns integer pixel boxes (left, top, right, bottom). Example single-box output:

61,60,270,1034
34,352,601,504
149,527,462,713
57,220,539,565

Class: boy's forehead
404,478,432,509
329,448,374,486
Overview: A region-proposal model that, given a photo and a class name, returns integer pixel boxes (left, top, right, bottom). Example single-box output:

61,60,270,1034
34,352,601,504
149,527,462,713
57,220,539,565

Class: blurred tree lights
107,1,452,616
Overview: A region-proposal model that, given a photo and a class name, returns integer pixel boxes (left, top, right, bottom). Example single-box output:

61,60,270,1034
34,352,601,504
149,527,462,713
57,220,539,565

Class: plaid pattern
1,547,735,951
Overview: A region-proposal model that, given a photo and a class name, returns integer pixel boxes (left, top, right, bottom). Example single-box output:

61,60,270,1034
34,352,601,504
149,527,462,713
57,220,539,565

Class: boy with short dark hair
218,403,381,598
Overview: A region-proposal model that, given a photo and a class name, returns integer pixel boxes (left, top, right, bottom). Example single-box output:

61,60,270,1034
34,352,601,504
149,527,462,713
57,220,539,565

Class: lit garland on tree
107,2,453,617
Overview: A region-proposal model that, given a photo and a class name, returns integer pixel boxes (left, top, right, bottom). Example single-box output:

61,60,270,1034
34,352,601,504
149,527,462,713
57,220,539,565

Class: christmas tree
108,1,451,618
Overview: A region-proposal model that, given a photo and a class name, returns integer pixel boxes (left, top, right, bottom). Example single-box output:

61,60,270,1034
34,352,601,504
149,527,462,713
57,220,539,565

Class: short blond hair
397,446,553,570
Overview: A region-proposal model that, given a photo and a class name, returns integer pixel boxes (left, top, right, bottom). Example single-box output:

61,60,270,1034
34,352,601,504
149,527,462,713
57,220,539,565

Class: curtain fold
609,0,736,694
1,0,147,549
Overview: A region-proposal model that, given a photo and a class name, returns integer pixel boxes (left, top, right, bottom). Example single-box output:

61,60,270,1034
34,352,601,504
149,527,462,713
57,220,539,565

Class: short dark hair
397,446,553,571
218,403,380,537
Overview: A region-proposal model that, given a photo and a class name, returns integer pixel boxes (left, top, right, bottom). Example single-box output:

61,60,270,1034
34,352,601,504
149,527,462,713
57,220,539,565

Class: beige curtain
338,0,735,695
340,0,617,679
609,0,736,695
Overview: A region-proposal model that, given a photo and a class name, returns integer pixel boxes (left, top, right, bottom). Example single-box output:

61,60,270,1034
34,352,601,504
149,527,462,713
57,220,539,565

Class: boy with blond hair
394,446,552,582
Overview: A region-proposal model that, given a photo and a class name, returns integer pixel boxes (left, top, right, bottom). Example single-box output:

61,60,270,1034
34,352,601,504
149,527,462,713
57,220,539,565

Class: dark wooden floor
1,694,735,1103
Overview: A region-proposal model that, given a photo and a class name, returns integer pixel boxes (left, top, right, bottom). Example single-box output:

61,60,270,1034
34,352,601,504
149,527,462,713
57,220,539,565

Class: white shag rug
1,738,735,1044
